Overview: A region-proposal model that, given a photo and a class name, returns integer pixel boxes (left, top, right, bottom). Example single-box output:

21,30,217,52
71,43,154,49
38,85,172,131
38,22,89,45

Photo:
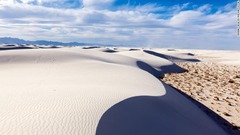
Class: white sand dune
152,48,240,66
0,46,228,135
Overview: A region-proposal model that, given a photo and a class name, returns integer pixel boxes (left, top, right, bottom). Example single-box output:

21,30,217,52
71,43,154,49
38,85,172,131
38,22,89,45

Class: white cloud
204,11,235,29
219,2,236,12
197,4,211,13
0,0,82,8
82,0,114,9
168,3,190,14
0,0,15,5
169,10,203,27
0,1,239,49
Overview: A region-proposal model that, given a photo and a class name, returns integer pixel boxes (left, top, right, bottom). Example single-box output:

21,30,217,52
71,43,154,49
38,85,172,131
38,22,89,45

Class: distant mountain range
0,37,89,46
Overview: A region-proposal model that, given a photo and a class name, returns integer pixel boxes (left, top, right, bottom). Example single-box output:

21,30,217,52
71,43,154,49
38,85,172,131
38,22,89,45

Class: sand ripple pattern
0,48,165,135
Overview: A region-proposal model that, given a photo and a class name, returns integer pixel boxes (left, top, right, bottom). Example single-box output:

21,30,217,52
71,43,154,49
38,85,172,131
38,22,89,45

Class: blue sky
114,0,233,7
0,0,239,49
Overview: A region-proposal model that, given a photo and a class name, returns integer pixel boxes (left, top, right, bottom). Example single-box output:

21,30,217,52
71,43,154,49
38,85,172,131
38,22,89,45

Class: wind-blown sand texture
0,45,231,135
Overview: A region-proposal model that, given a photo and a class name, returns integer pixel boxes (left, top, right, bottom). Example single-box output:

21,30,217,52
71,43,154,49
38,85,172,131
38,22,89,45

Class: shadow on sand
136,61,187,78
144,50,200,62
102,49,117,53
136,61,165,78
82,46,100,49
0,46,33,51
96,82,233,135
0,45,61,51
162,83,240,135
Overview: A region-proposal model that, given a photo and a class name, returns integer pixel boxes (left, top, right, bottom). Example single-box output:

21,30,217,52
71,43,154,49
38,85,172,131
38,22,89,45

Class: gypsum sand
161,62,240,134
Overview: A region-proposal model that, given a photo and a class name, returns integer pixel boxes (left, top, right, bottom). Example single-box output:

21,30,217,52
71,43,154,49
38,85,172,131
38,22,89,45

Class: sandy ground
160,54,240,134
0,45,232,135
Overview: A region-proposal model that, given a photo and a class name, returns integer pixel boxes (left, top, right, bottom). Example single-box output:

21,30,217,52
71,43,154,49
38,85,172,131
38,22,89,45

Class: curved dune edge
96,85,228,135
0,46,228,135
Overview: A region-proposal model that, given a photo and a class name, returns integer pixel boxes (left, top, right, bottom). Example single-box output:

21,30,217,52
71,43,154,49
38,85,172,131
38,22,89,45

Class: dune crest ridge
0,46,229,135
